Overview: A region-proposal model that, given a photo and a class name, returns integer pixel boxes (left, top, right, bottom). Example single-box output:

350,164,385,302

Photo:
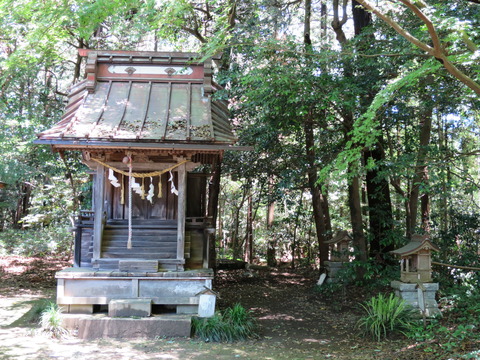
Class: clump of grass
39,302,68,338
357,293,415,341
192,304,257,342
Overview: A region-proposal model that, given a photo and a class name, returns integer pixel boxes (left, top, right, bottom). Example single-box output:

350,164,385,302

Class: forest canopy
0,0,479,281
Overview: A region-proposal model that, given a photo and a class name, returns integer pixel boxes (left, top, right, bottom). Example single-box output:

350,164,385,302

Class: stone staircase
93,220,184,271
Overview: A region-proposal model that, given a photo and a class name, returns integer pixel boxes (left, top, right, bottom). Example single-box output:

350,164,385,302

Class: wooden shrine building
35,50,238,318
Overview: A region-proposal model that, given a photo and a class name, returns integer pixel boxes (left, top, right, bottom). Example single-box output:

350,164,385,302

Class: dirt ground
0,256,464,359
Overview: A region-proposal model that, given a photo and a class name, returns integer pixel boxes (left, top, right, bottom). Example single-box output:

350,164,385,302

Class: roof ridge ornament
165,67,176,76
124,66,137,75
85,52,98,93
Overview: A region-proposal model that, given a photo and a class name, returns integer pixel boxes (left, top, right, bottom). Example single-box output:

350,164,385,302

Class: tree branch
355,0,480,96
181,25,207,44
390,178,406,198
331,0,349,44
354,0,433,54
398,0,442,55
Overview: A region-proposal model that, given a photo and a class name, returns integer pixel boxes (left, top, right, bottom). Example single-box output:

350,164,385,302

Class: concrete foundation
62,314,192,339
56,268,213,315
391,280,441,317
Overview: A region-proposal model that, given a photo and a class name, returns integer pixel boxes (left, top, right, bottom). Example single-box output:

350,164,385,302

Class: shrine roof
35,50,237,150
391,237,439,256
325,230,352,245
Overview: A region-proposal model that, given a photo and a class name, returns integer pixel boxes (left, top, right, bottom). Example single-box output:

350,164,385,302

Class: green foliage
330,259,399,288
192,304,257,342
357,293,415,341
401,285,480,357
0,227,73,257
39,302,68,338
433,210,480,290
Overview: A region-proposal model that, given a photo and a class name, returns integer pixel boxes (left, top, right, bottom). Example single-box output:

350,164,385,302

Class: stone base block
62,314,192,339
391,281,440,317
108,299,152,318
64,304,94,314
176,305,198,314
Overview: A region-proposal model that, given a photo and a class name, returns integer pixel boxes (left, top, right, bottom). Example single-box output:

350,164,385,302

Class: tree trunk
322,187,333,238
291,191,304,269
348,170,368,263
364,142,394,261
352,0,372,35
12,182,32,229
244,189,253,263
266,184,276,267
407,95,432,238
421,174,430,233
304,118,329,267
304,0,329,267
232,187,247,259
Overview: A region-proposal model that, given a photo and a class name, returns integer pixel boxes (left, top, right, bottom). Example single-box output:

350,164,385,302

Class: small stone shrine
325,230,352,283
390,234,441,317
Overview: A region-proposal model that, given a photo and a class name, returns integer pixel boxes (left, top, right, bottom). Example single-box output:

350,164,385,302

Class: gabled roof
325,230,352,245
35,50,236,150
391,235,439,256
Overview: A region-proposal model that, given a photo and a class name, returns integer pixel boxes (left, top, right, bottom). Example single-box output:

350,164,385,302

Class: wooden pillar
177,162,187,268
93,164,105,261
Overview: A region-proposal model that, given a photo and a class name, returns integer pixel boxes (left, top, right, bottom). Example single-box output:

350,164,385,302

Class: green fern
192,304,257,342
39,302,68,338
357,293,415,341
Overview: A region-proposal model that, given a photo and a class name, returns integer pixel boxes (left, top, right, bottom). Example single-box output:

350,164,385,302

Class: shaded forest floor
0,255,477,359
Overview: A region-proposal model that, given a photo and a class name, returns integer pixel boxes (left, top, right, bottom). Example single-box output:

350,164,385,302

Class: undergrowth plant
192,303,257,342
357,293,415,341
404,288,480,357
39,302,68,338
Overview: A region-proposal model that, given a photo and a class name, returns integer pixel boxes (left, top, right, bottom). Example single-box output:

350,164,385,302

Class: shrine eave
33,139,252,152
391,240,440,256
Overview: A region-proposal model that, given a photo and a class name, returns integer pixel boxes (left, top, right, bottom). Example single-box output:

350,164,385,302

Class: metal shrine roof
35,50,236,150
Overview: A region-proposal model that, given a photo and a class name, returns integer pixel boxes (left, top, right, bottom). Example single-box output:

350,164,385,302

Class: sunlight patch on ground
258,313,303,321
303,338,330,344
0,297,42,326
0,256,39,274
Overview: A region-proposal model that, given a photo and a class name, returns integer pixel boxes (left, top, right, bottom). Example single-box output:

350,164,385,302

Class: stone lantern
391,234,440,317
391,234,439,283
324,230,352,283
326,230,352,262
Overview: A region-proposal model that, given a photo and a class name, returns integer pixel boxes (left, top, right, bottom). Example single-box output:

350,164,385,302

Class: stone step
62,314,192,339
102,252,176,259
92,258,184,271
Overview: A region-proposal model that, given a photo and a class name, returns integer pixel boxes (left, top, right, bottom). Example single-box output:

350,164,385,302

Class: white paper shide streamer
147,177,155,204
108,169,120,187
169,171,178,195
